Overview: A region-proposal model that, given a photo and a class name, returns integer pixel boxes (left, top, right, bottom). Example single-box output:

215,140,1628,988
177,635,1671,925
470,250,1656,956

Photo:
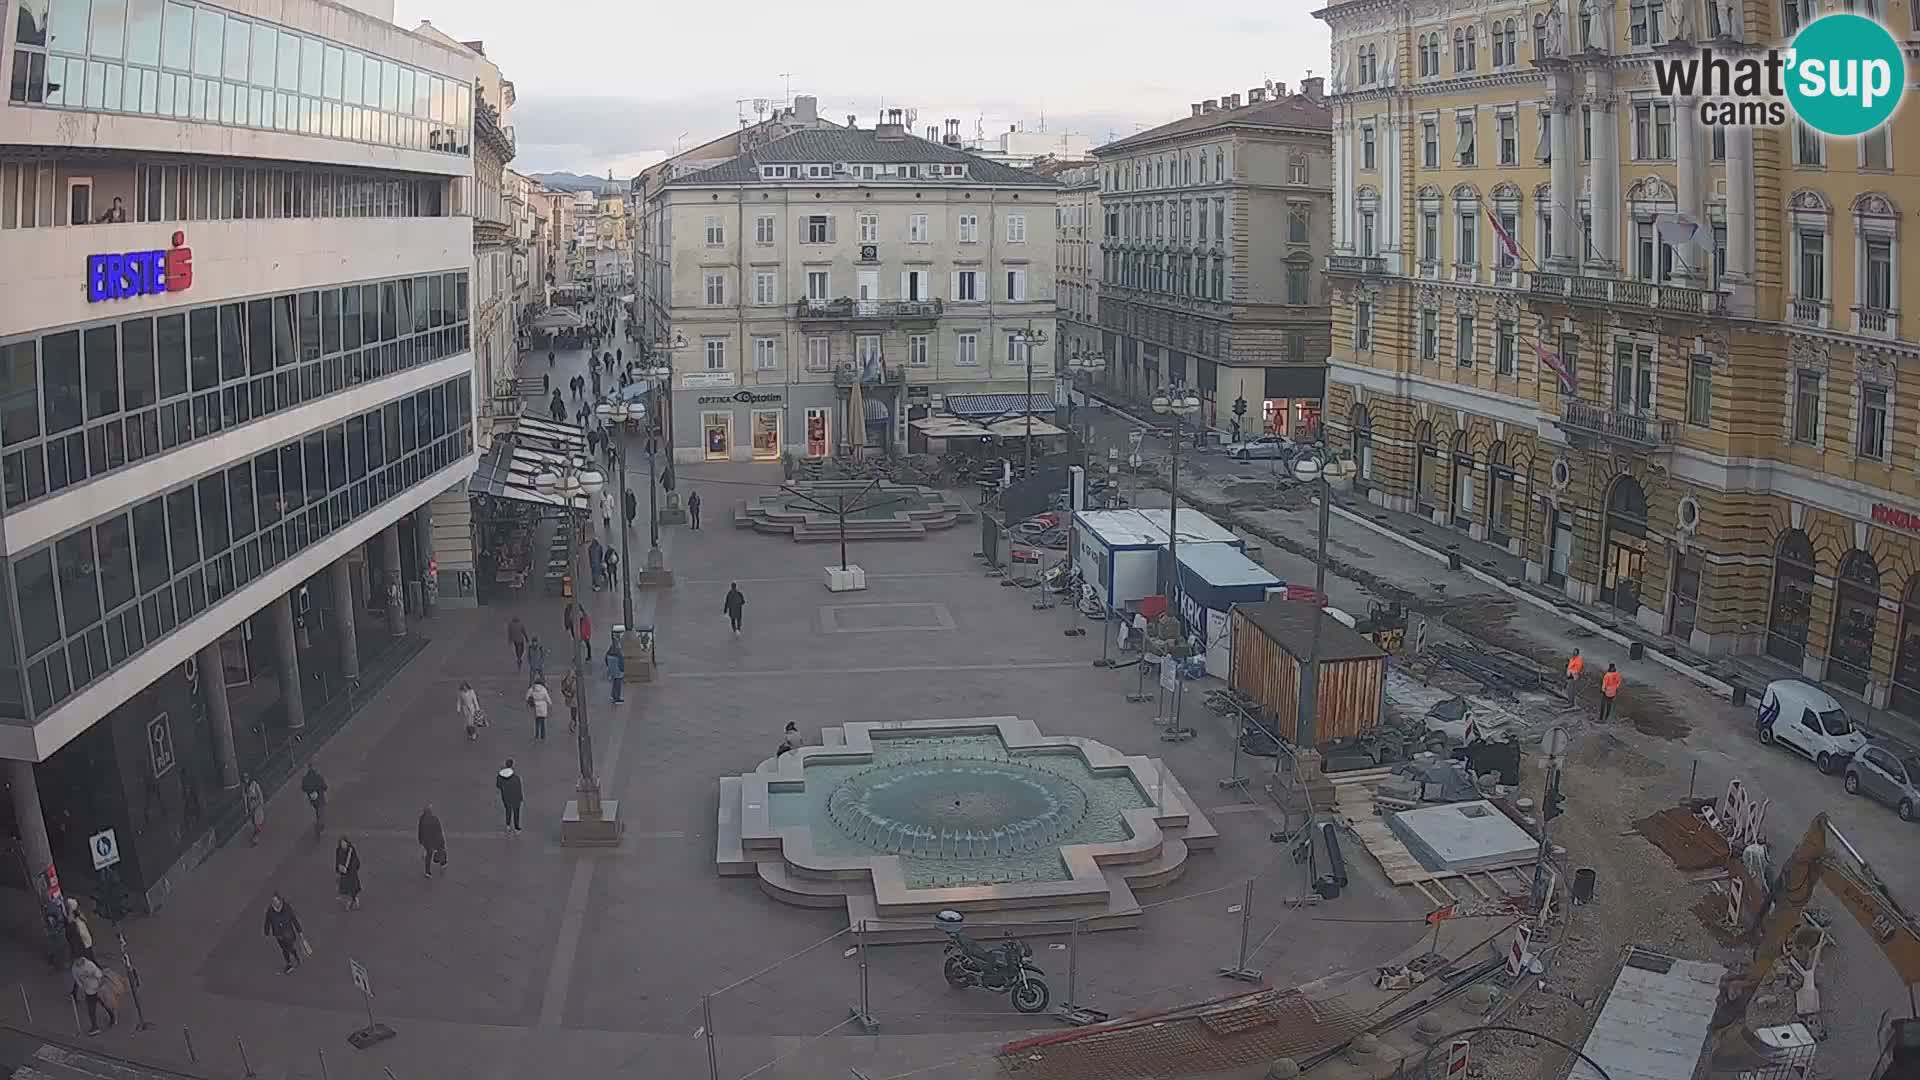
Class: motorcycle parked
935,910,1050,1014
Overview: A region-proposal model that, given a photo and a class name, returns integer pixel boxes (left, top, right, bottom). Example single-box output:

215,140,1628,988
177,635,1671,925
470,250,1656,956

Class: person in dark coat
526,635,547,685
334,837,363,910
687,490,702,531
417,804,446,878
496,760,524,833
263,893,303,973
549,390,565,424
723,583,746,635
300,764,328,834
508,615,528,670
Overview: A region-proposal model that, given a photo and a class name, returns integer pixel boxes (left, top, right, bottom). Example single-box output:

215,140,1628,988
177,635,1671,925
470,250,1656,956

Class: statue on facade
1543,0,1566,57
1674,0,1696,42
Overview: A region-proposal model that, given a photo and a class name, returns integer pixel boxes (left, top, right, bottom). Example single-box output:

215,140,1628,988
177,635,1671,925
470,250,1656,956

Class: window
1422,121,1439,168
805,214,832,244
752,271,776,306
805,336,831,372
1687,357,1713,425
908,334,929,366
703,339,727,371
753,336,778,371
1006,333,1031,367
955,333,979,366
1534,13,1548,58
1862,128,1890,171
1361,125,1376,170
754,214,775,244
1629,0,1666,43
1633,220,1676,282
1792,369,1822,443
704,215,724,246
1796,121,1824,166
1007,213,1027,243
1784,0,1803,34
1457,212,1478,265
1493,321,1517,374
805,164,831,179
1613,342,1655,415
1422,211,1440,264
1496,211,1519,268
807,270,830,301
1214,199,1225,241
1454,27,1467,71
1864,236,1894,311
1288,205,1310,243
909,213,928,243
857,212,878,243
1713,223,1728,281
1286,264,1308,303
1499,114,1517,164
1360,211,1377,256
1456,314,1476,367
1356,300,1374,349
958,214,978,242
703,272,726,306
1492,21,1508,66
1798,228,1826,299
1288,155,1308,184
955,270,981,302
1005,269,1028,302
1456,116,1476,164
1655,104,1673,159
1420,309,1438,361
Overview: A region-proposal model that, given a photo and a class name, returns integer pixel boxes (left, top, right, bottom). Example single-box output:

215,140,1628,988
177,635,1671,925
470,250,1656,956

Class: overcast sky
393,1,1331,178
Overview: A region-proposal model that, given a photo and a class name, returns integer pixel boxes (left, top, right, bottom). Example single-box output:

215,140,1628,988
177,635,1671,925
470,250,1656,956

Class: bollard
849,920,877,1032
183,1026,197,1063
1064,920,1081,1007
702,993,719,1080
237,1036,257,1078
18,983,30,1026
1219,878,1261,982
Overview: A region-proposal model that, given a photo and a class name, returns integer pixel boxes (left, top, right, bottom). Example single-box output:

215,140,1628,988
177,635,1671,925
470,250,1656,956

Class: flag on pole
1655,213,1709,252
1487,207,1523,264
1537,339,1576,394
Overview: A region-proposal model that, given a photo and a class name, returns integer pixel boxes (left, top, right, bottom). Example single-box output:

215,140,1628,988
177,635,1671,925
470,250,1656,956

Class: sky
392,0,1332,179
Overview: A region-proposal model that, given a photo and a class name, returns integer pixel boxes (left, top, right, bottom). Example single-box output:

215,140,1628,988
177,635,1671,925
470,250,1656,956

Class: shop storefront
1767,529,1817,666
1260,366,1324,439
1601,477,1650,616
805,408,831,457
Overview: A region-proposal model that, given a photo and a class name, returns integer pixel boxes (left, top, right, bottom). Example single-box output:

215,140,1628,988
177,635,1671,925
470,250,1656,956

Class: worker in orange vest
1599,663,1623,723
1564,649,1585,704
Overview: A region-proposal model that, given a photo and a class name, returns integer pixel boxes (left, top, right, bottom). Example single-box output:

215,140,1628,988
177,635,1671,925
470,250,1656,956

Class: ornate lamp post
537,462,622,846
1012,327,1051,474
595,400,638,628
1151,388,1200,742
1282,438,1343,756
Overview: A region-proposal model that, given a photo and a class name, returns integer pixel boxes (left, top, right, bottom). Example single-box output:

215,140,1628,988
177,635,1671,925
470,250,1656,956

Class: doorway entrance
1601,475,1648,615
1669,550,1701,642
1450,431,1474,529
1548,509,1573,588
1767,529,1817,666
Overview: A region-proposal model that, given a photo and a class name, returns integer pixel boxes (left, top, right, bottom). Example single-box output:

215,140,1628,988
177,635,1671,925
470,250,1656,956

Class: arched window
1450,430,1475,527
1490,22,1506,66
1418,35,1430,75
1505,18,1519,62
1768,529,1816,665
1183,155,1193,185
1454,27,1467,71
1533,13,1548,57
1830,549,1883,694
1465,25,1478,70
1199,154,1208,184
1893,575,1920,714
1486,440,1512,541
1602,475,1649,613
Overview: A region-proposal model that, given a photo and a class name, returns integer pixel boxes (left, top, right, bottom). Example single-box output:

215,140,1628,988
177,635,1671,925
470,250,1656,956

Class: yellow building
1318,0,1920,714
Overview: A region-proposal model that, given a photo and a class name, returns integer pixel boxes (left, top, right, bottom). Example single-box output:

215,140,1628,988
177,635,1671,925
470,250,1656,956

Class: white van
1757,679,1869,774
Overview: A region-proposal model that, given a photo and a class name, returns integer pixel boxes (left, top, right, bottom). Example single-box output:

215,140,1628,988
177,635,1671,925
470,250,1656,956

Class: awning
468,417,595,511
984,417,1066,439
944,393,1056,420
911,417,992,438
530,308,587,332
511,414,588,454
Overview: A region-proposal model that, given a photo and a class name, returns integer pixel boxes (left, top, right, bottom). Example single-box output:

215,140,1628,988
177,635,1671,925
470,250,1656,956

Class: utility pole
1529,725,1568,913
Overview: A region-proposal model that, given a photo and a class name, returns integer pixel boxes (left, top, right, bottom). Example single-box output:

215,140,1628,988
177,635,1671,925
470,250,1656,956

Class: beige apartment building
1319,0,1920,713
1093,82,1333,440
1032,159,1102,371
658,113,1058,463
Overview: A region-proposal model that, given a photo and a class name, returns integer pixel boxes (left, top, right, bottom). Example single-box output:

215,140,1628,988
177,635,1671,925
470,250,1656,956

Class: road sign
88,829,120,871
349,958,372,998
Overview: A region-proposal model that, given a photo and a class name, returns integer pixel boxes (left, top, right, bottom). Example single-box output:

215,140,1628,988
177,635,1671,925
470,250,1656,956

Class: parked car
1756,679,1869,774
1224,435,1295,461
1843,738,1920,821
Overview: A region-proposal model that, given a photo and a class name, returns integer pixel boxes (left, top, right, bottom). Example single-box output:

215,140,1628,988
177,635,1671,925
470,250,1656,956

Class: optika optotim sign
87,231,194,303
1651,14,1905,137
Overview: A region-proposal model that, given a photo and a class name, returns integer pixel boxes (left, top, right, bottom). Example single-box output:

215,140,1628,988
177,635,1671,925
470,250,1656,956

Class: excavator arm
1707,813,1920,1075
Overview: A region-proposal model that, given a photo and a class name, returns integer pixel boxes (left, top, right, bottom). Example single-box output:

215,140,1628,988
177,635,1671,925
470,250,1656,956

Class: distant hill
530,171,618,193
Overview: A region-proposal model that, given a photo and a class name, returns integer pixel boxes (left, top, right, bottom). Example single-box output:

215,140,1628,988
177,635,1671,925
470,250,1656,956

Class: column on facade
381,523,407,637
7,759,54,900
1548,78,1577,268
195,640,241,788
1380,108,1400,265
1674,92,1706,284
1589,78,1620,269
271,593,306,731
1726,125,1755,280
330,560,359,683
1332,118,1351,252
412,504,437,618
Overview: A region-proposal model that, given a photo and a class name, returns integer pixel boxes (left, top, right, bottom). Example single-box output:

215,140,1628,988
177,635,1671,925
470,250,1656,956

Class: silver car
1843,738,1920,821
1225,435,1295,461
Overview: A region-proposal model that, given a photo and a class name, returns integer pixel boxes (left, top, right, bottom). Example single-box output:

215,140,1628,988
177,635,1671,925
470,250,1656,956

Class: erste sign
87,230,193,303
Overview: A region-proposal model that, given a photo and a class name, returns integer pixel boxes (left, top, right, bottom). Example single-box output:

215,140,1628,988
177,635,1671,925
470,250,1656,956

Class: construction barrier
1505,923,1532,978
1446,1038,1471,1078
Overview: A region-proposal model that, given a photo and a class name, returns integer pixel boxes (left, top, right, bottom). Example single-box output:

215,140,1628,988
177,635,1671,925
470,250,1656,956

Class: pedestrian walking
244,773,265,845
604,549,619,588
64,897,95,963
616,347,622,365
564,601,576,640
526,677,552,739
496,760,524,833
579,610,594,661
600,489,615,534
262,893,305,974
417,803,446,877
334,837,362,910
549,390,565,424
548,350,555,368
542,372,550,395
1564,649,1584,705
687,490,702,531
508,615,528,670
605,641,626,704
526,635,547,685
561,668,580,732
457,680,484,741
589,538,605,592
300,764,328,836
1599,663,1623,723
70,956,115,1034
723,582,746,635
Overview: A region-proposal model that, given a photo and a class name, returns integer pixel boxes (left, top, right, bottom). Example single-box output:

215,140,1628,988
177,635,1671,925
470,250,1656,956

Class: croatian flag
1487,207,1523,264
1536,340,1576,394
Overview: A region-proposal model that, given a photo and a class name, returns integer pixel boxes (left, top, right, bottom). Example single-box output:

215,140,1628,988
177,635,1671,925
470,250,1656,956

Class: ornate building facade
1319,0,1920,711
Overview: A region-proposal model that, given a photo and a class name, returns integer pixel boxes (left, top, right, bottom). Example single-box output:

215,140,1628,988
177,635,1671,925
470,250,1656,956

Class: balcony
1559,400,1679,451
833,362,909,388
1789,297,1829,328
1326,254,1386,276
1854,305,1900,339
795,299,944,322
1527,272,1726,317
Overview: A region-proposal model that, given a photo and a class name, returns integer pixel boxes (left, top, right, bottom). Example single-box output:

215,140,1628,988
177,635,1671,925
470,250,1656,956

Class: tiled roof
1095,95,1330,155
668,127,1057,187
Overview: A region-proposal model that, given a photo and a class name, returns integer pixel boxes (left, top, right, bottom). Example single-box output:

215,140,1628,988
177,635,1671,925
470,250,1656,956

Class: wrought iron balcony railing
1559,400,1679,449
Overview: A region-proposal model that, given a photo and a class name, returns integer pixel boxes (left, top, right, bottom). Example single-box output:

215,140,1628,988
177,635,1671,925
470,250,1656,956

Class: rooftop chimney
876,108,908,140
944,118,963,147
1226,93,1241,109
1191,103,1203,117
927,126,939,141
1249,87,1266,103
1273,81,1288,97
847,114,858,128
1299,76,1324,101
1202,99,1217,113
793,94,818,123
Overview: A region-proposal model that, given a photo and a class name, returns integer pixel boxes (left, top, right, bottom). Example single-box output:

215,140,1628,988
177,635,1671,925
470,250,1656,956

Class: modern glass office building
0,0,478,909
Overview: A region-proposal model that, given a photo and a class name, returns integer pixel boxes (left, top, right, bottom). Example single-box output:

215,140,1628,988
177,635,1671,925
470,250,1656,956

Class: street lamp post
1014,328,1051,476
1151,388,1200,743
536,461,621,846
1285,440,1339,752
595,400,638,628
